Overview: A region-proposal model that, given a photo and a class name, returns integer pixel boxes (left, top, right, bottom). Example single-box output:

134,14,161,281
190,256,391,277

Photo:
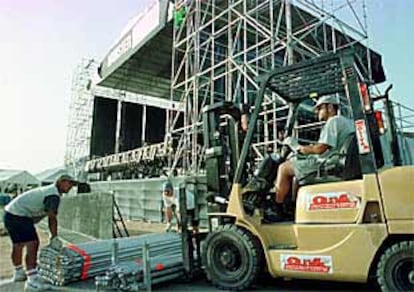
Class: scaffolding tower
65,59,99,177
168,0,374,175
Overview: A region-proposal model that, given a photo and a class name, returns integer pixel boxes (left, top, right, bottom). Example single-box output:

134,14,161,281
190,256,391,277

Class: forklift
201,51,414,291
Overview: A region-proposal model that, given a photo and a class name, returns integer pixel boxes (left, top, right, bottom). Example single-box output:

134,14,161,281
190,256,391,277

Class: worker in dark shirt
3,174,77,291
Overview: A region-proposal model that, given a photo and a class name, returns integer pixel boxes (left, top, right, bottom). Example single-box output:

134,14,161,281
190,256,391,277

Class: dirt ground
0,219,167,281
0,227,50,281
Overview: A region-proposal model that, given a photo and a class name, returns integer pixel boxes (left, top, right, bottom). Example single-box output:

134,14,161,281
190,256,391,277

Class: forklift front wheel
202,224,263,290
376,240,414,291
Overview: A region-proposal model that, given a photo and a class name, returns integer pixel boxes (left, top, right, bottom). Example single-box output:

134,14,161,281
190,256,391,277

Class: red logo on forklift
281,255,332,273
355,119,370,154
308,192,359,210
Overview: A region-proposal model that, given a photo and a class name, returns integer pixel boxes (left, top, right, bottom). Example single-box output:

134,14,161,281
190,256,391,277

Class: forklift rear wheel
376,240,414,291
202,224,263,290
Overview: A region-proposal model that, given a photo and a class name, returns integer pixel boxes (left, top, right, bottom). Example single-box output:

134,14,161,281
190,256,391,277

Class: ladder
113,196,129,238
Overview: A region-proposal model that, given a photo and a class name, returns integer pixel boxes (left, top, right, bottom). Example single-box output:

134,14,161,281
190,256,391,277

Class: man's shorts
291,155,321,181
3,212,38,243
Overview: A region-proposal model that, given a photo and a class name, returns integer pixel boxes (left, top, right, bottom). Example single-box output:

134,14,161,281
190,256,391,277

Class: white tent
0,169,40,194
36,167,73,185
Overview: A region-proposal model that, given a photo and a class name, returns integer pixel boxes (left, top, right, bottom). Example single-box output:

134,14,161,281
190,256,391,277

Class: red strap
67,244,91,280
155,263,165,271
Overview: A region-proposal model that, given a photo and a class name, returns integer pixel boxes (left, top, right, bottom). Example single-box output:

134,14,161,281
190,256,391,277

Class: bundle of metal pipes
95,253,185,291
38,233,182,286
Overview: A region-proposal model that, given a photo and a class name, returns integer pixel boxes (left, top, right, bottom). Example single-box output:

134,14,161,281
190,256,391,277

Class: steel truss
168,0,373,175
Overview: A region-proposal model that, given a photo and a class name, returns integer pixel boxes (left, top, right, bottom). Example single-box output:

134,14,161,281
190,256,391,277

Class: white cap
314,94,339,109
56,174,78,185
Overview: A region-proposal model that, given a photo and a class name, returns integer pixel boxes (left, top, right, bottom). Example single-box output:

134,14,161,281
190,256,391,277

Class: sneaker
24,276,52,291
13,268,27,282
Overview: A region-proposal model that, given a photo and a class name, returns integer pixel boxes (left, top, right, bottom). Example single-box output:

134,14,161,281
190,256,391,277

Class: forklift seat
299,133,362,186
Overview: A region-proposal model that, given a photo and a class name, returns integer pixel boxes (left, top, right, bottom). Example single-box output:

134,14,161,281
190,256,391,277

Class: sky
0,0,413,174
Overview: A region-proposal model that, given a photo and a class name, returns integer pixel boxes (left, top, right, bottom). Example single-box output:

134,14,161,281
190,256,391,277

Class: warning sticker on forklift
306,192,360,211
281,255,333,273
355,119,371,154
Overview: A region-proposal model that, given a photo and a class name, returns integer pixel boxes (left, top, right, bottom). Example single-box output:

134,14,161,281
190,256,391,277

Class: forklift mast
202,101,243,199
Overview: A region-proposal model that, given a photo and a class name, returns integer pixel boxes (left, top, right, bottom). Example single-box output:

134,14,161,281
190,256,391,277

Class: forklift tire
202,224,263,290
376,240,414,291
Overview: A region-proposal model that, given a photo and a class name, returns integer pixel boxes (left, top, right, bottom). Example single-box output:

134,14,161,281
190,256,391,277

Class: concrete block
58,192,113,239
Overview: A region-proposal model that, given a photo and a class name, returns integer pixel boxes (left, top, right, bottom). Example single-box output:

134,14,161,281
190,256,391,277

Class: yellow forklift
201,51,414,291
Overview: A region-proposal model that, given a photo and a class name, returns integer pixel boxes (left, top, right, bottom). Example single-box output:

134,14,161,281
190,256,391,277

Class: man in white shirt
162,181,199,233
3,174,77,291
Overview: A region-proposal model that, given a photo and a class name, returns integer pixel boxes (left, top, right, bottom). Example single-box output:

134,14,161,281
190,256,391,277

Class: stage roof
97,1,385,99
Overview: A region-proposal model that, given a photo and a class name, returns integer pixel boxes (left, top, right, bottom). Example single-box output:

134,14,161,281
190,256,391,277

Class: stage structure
65,57,183,179
167,0,386,176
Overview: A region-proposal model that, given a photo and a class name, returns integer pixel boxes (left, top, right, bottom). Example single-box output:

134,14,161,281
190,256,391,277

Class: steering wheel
276,137,299,159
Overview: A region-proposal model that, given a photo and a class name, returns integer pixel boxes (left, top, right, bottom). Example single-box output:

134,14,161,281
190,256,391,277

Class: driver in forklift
264,94,355,222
